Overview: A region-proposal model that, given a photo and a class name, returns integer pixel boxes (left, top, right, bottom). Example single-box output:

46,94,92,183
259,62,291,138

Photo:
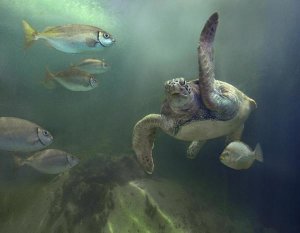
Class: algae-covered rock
0,155,258,233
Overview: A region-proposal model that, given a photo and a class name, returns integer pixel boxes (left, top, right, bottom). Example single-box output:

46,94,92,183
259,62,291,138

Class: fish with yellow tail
220,141,263,170
14,149,79,174
0,117,53,152
45,67,98,91
71,58,110,74
22,20,115,53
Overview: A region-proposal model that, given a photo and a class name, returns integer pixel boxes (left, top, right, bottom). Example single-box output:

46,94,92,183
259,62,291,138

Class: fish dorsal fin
85,38,97,47
84,58,99,62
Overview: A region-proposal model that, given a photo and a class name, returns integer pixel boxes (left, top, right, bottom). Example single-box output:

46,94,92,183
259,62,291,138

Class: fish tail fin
254,143,263,162
22,20,38,49
13,155,25,167
44,67,56,89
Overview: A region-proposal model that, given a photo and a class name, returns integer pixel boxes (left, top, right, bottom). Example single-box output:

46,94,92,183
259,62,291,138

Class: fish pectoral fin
85,38,97,47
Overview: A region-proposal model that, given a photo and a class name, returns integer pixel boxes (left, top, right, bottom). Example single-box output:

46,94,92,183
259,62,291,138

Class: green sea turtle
132,12,257,174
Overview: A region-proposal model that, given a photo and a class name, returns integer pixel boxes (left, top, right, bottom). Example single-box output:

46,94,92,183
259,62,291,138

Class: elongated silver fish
71,58,110,74
22,20,115,53
0,117,53,152
220,141,263,170
15,149,79,174
45,68,98,91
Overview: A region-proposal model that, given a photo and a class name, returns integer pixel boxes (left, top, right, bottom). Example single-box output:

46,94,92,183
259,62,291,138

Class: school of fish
0,21,116,175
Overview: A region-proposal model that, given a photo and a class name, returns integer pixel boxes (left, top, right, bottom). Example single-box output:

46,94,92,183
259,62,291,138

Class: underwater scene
0,0,299,232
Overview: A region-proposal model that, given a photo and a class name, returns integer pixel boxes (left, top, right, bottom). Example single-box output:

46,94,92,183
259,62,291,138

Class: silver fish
22,20,115,53
45,68,98,91
71,58,110,74
0,117,53,152
15,149,79,174
220,141,263,170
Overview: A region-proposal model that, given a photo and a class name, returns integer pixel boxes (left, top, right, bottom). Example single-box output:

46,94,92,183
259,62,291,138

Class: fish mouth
220,154,225,161
98,39,115,48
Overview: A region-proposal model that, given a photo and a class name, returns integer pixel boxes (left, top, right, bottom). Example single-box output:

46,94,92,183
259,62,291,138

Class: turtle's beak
165,81,182,95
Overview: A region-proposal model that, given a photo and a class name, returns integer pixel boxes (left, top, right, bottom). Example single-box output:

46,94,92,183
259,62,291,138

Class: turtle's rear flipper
187,140,206,159
132,114,162,174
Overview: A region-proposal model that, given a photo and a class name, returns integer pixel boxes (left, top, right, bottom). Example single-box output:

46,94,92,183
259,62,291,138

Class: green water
1,0,298,232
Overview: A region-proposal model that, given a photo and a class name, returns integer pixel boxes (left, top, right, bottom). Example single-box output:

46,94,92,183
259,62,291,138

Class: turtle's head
164,77,194,111
165,77,191,96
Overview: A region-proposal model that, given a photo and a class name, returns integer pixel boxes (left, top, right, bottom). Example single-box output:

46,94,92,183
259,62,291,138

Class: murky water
0,0,299,232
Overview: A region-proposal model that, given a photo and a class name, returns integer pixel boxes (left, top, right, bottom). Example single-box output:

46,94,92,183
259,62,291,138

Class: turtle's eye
103,33,110,39
187,87,191,93
179,78,186,85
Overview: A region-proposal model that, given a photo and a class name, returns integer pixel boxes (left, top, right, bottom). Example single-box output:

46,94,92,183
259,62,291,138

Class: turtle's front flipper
198,12,238,118
132,114,162,174
198,12,218,85
187,140,206,159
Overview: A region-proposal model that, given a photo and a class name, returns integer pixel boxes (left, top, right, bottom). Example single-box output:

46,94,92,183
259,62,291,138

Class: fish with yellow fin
45,68,98,91
71,58,110,74
14,149,79,174
22,20,115,53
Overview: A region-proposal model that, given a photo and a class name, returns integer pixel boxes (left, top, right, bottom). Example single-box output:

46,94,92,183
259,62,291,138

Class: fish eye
90,77,97,86
223,151,230,157
103,33,110,39
42,130,49,137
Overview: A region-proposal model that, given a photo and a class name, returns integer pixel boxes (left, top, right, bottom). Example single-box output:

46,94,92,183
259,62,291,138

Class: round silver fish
220,141,263,170
0,117,53,152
